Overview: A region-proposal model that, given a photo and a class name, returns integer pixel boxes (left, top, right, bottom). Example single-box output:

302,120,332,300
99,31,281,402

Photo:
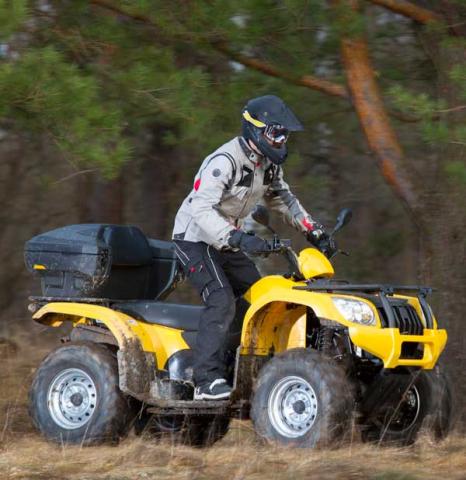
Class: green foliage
388,85,446,119
388,85,451,144
330,2,365,39
0,0,28,41
0,46,129,176
449,65,466,100
445,160,466,184
0,0,463,186
388,79,466,185
0,0,351,176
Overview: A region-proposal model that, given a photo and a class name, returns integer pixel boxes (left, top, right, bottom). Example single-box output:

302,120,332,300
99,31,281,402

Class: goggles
242,110,290,146
263,124,289,146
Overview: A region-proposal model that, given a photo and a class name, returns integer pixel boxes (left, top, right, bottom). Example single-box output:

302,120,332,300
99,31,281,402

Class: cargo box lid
25,224,108,255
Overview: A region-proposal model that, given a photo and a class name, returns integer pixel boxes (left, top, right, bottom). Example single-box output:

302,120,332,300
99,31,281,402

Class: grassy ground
1,332,465,480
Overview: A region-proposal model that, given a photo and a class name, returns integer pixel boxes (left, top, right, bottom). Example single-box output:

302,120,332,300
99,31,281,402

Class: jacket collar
239,136,262,164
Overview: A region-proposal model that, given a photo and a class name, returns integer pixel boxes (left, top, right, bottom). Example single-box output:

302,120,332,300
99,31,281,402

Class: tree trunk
418,3,466,423
339,1,465,423
340,31,420,222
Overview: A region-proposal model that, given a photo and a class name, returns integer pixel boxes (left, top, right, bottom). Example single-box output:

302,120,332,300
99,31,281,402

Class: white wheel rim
47,368,97,430
268,376,318,438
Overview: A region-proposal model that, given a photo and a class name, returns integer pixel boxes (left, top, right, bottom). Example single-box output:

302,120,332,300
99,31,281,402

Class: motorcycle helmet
241,95,303,165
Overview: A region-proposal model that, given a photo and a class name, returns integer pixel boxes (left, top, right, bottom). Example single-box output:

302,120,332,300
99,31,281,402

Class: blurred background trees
0,0,464,403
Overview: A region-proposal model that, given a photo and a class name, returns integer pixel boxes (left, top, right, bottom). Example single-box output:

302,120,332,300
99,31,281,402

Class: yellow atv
25,208,452,447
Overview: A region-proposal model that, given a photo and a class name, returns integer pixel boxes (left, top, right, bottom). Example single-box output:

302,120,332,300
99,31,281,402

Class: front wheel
250,348,354,448
360,370,432,446
29,342,132,445
425,366,454,440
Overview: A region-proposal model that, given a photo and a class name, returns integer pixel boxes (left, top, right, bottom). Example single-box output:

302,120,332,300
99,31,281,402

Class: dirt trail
1,333,465,480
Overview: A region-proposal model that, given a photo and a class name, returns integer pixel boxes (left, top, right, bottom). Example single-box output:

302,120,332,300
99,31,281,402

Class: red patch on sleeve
302,218,314,231
193,178,201,191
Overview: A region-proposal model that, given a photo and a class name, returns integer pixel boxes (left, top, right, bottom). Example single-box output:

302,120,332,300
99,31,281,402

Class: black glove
305,223,337,258
228,230,270,255
316,234,338,258
305,222,326,247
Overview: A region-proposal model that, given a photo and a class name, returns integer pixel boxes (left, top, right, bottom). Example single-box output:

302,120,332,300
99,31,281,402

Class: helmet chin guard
241,95,303,165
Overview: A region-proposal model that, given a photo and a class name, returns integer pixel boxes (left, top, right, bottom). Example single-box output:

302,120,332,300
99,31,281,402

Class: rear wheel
181,415,231,447
29,342,132,445
134,412,185,436
136,413,230,447
251,348,354,448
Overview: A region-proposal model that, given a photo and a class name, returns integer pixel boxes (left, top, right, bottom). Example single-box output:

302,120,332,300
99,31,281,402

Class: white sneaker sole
193,391,231,400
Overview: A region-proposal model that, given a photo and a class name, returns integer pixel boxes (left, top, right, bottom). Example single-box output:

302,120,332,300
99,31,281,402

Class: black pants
174,240,261,386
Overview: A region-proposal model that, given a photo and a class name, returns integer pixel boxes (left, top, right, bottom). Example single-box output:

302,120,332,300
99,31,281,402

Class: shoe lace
210,378,227,389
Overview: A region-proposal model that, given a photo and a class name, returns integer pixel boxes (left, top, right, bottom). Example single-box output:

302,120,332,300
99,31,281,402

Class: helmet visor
264,124,290,146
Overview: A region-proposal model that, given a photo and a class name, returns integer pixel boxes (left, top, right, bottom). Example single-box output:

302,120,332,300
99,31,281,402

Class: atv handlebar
254,235,302,279
254,235,292,255
251,206,353,278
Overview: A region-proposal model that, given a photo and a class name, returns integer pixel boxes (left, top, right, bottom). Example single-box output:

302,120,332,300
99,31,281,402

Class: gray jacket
172,137,316,250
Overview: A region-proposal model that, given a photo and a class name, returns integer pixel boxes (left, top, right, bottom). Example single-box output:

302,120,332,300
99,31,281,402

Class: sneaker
194,378,232,400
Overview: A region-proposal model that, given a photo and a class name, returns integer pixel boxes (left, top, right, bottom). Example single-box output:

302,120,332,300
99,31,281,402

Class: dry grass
1,333,465,480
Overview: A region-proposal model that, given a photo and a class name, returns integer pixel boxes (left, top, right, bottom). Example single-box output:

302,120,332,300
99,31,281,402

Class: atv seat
115,301,203,331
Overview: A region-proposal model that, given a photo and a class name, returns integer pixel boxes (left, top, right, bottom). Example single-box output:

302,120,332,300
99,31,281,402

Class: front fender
241,276,352,355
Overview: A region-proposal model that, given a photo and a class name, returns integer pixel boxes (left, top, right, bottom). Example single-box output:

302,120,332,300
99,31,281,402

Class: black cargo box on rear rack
24,224,177,300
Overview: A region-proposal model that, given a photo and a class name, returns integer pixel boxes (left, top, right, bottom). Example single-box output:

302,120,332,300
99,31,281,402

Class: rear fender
33,302,156,400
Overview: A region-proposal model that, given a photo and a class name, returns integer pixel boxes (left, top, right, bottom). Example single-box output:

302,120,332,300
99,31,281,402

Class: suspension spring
317,327,335,356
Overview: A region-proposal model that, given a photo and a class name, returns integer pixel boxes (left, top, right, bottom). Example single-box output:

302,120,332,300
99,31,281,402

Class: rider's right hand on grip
317,235,338,258
228,229,270,255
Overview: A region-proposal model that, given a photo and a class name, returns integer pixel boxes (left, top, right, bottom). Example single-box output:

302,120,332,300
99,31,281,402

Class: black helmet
241,95,303,165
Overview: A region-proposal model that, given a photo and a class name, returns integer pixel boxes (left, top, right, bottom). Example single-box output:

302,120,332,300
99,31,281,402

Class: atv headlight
332,297,376,326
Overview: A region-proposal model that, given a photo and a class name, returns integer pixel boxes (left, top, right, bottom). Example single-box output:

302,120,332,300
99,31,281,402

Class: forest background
0,0,465,430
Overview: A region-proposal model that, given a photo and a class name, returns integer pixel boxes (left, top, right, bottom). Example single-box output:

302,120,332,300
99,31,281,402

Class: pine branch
89,0,349,100
89,0,434,125
211,41,349,99
366,0,441,24
90,0,150,24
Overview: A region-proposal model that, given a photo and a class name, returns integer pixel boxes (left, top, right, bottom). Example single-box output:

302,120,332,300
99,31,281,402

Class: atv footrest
147,399,230,415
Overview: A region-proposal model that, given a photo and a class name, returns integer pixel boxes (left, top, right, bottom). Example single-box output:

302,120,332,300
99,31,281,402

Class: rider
172,95,329,400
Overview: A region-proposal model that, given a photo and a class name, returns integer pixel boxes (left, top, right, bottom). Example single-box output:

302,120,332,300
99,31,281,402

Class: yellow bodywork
33,303,188,369
298,248,334,279
33,274,447,372
241,275,447,369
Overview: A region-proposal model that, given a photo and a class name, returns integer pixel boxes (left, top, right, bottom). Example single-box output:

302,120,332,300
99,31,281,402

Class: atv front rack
293,282,434,329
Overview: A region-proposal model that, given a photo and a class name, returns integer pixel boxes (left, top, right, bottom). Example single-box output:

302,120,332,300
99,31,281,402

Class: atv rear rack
293,282,434,329
27,296,136,312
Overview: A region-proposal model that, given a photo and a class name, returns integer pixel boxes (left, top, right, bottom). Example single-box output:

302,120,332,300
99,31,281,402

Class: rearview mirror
251,205,270,227
332,208,352,235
